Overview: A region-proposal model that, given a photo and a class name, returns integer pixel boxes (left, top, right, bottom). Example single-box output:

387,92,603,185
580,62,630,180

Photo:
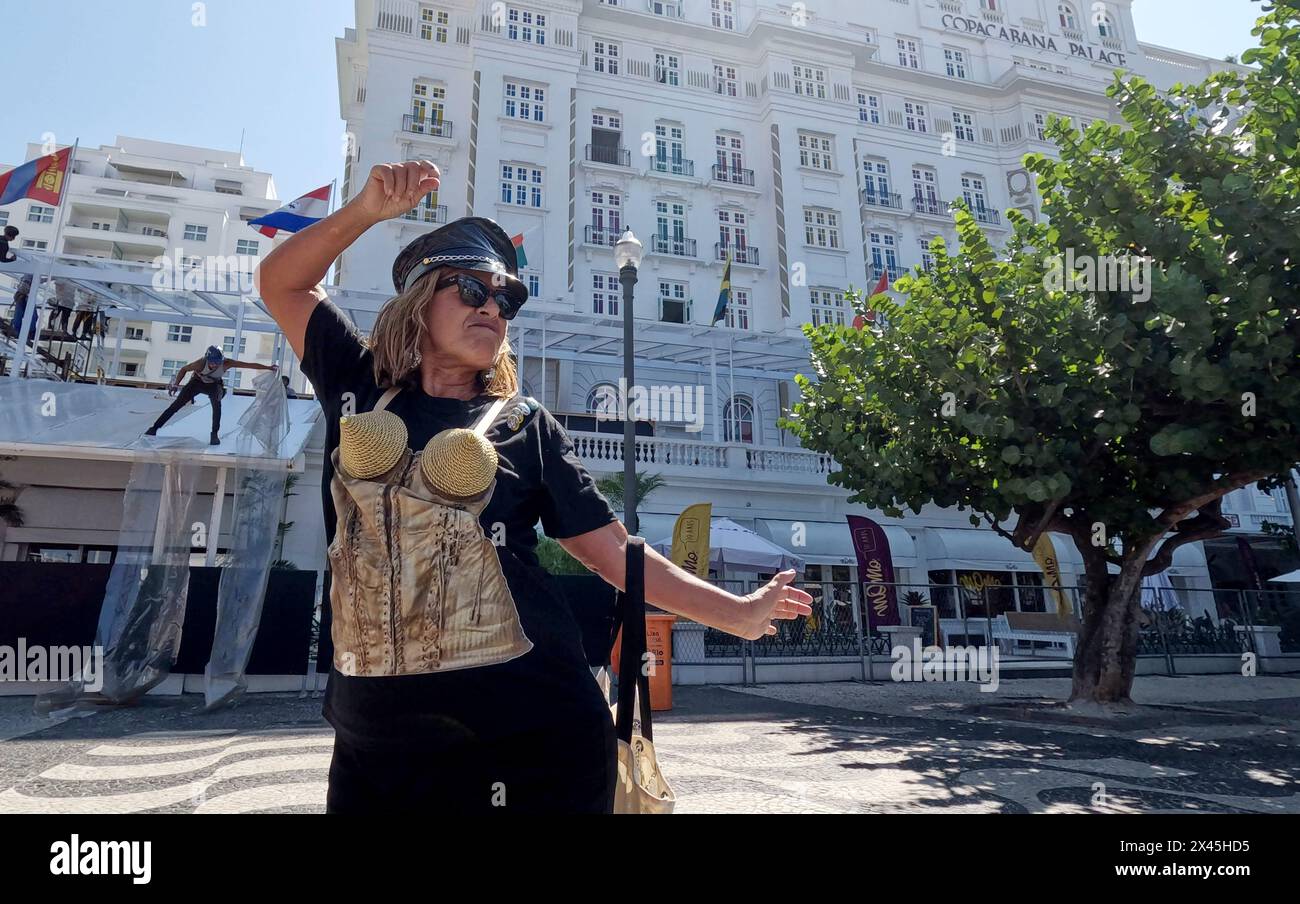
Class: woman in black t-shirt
256,160,812,814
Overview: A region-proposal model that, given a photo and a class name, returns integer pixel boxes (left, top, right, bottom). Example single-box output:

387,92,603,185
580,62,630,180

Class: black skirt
325,705,617,815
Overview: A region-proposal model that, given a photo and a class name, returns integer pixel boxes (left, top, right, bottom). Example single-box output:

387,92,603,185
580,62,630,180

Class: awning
923,528,1084,573
650,517,804,573
755,518,918,568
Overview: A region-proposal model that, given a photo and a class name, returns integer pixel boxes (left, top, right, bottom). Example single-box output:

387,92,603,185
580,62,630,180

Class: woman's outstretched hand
736,570,814,640
345,161,441,225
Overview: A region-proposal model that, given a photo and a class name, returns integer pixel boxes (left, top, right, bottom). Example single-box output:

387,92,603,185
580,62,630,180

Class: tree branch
1144,498,1231,576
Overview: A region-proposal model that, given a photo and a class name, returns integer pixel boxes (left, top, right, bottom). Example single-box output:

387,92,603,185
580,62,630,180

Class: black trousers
151,377,223,435
325,713,618,815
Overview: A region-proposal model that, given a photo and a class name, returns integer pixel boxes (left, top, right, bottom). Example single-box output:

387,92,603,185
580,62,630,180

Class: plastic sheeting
38,449,203,714
203,369,290,709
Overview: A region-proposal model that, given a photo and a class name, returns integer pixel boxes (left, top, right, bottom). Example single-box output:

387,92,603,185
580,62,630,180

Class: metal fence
677,579,1300,683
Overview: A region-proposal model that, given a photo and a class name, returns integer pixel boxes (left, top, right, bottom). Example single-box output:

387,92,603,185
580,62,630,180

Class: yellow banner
670,504,712,579
1032,533,1070,618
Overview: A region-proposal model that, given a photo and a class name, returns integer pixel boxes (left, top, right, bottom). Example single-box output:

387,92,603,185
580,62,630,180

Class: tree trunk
1068,545,1156,705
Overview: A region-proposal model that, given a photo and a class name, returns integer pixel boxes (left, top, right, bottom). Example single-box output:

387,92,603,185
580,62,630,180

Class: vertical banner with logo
847,515,899,629
670,503,712,579
1032,533,1070,618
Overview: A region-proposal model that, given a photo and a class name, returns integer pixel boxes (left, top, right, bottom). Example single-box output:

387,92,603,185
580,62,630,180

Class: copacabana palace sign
941,14,1129,67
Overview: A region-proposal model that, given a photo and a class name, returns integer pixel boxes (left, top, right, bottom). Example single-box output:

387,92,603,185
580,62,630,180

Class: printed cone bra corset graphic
329,388,533,677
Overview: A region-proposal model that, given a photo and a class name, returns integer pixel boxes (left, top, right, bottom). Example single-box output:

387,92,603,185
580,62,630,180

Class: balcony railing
715,243,759,265
972,206,1002,226
650,157,695,177
401,204,448,225
650,235,698,258
569,431,836,478
585,144,631,167
584,225,622,247
861,189,904,210
870,264,903,283
711,164,755,186
402,115,454,139
912,195,945,217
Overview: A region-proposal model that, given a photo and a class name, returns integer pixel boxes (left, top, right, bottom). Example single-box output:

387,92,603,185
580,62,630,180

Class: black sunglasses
435,273,524,320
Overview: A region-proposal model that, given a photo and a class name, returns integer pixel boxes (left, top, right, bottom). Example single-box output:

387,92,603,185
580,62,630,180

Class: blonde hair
368,267,519,398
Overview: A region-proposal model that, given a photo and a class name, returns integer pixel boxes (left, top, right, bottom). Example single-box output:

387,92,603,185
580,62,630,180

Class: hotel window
28,205,55,224
655,201,688,252
717,209,748,252
120,362,140,377
658,279,689,323
506,7,546,44
222,335,248,356
654,123,686,173
803,208,841,249
904,100,929,133
726,288,751,330
161,359,187,380
124,326,145,340
980,0,999,10
651,0,682,16
918,237,937,272
504,81,545,122
412,81,447,131
952,109,977,142
1034,111,1049,140
793,63,826,99
0,210,7,227
798,132,834,170
236,239,259,256
592,272,620,316
714,63,738,97
419,6,449,42
184,224,208,242
587,382,620,416
655,52,680,86
711,0,735,29
723,395,754,443
912,167,939,207
944,47,968,79
715,133,745,175
864,28,877,44
500,163,544,207
22,240,48,250
862,158,891,199
869,232,899,276
524,272,541,297
1058,3,1078,30
590,190,622,241
897,37,921,69
167,325,193,343
1097,12,1116,39
857,90,881,125
809,288,846,327
961,175,989,213
593,39,620,75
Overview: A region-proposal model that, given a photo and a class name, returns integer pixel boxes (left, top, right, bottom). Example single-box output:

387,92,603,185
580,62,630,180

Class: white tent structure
651,516,805,574
1268,569,1300,584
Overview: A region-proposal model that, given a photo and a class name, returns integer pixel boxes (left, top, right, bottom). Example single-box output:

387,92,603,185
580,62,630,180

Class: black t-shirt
300,298,618,752
0,238,14,263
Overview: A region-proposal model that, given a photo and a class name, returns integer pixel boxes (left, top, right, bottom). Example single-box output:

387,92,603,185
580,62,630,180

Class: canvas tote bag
610,536,676,814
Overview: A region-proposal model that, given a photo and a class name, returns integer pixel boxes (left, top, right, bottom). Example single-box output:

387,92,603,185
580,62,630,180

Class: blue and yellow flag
712,254,732,325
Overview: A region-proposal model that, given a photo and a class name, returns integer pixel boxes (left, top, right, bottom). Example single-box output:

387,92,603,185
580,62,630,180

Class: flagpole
728,336,736,443
11,139,78,381
710,335,719,444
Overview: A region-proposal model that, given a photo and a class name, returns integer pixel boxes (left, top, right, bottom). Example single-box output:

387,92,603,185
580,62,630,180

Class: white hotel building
328,0,1293,623
0,137,298,389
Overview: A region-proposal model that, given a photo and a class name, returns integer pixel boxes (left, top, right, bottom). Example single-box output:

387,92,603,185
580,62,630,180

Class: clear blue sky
0,0,1269,201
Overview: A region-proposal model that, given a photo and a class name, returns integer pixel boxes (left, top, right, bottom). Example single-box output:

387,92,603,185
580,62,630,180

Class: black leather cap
392,216,528,306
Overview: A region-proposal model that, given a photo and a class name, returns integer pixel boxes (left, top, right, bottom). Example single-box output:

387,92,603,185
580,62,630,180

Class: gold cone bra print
329,389,532,677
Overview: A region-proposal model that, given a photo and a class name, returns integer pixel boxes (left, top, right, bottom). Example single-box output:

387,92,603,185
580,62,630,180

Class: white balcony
570,432,835,484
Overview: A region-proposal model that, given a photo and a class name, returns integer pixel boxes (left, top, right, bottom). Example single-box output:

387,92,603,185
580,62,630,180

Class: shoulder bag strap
471,395,512,436
615,536,653,744
373,387,401,413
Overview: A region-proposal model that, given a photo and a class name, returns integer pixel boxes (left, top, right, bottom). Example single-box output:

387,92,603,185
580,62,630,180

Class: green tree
787,2,1300,705
595,472,667,510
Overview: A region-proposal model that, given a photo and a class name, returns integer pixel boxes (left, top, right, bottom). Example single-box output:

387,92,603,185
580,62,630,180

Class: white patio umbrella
651,517,805,574
1141,570,1181,610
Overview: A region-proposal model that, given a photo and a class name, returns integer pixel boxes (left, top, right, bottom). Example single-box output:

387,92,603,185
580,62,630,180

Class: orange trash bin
610,613,678,711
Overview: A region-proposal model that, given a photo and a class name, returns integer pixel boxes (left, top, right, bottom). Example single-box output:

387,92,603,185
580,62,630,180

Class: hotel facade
326,0,1296,628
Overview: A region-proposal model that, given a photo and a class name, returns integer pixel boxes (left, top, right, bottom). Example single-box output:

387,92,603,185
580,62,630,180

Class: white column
205,467,228,567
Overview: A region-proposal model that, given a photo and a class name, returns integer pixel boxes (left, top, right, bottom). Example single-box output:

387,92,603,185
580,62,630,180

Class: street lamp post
614,228,644,536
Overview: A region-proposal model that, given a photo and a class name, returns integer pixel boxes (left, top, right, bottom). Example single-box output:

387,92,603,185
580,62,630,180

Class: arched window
1057,3,1078,30
1096,11,1115,38
724,395,755,444
586,382,620,419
